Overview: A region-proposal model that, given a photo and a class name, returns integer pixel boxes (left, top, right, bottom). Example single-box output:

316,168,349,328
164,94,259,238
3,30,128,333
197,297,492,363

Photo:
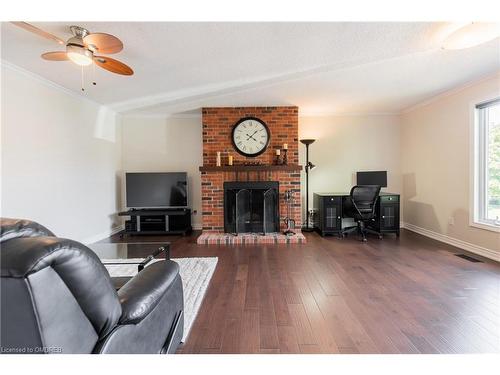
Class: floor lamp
300,139,316,232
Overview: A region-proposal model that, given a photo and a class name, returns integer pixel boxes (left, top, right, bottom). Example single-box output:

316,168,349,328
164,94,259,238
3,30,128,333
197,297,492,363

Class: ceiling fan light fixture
12,22,134,77
442,22,500,50
66,44,93,66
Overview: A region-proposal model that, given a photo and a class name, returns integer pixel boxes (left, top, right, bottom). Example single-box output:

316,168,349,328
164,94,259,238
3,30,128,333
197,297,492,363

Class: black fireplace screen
224,181,279,234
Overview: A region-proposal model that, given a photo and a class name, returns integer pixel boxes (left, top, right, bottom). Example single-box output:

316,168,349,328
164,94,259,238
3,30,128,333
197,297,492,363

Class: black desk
313,192,400,237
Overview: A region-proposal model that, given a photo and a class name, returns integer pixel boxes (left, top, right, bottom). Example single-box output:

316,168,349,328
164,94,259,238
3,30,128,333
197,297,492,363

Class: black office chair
342,185,382,242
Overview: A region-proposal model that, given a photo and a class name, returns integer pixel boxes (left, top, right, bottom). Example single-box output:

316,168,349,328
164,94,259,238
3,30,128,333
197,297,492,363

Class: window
474,98,500,229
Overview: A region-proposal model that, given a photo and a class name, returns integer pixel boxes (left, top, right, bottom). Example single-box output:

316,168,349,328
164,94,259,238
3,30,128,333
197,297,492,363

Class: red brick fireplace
198,106,303,244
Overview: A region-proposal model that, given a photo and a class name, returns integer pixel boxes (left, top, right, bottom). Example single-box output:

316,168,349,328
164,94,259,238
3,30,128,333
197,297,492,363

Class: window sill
470,220,500,233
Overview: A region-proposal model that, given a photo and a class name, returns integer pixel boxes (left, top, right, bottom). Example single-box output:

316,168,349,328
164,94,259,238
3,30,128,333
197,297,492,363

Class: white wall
1,64,123,243
401,74,500,257
120,114,400,230
120,115,203,229
299,114,402,220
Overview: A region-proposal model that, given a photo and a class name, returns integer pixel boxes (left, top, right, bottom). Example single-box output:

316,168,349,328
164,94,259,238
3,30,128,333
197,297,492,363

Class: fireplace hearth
224,181,279,234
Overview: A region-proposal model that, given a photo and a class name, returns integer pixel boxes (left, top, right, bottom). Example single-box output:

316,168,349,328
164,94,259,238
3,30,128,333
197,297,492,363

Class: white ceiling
1,22,499,115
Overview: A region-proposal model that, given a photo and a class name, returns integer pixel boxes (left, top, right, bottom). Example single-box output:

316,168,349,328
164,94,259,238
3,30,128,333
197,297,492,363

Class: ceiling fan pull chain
92,62,96,86
81,66,85,91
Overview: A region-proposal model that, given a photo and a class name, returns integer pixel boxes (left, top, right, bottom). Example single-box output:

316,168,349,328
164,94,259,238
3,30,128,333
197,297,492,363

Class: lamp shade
300,139,316,146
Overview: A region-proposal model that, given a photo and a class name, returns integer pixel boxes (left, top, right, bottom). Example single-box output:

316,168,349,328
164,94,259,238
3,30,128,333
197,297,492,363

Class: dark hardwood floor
104,229,500,354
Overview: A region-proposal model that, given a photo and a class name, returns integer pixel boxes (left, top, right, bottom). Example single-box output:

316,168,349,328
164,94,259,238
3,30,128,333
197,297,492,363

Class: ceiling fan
11,22,134,77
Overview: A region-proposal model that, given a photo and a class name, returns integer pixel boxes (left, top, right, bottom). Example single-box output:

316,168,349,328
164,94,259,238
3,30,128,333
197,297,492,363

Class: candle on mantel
228,155,233,166
216,151,221,167
283,143,288,150
276,149,281,155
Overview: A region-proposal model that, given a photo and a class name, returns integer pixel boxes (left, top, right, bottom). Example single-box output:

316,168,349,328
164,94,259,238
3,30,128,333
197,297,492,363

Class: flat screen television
126,172,188,208
356,171,387,188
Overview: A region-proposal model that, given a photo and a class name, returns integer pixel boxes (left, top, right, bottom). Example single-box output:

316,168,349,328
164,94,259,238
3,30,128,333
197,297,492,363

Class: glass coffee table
87,242,170,289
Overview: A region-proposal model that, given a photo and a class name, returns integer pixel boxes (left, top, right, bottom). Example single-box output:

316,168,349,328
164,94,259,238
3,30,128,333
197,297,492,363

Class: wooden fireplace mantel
199,164,302,172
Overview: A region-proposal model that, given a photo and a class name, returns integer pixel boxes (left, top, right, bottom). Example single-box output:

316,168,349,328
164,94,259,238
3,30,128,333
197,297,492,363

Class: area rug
103,257,218,342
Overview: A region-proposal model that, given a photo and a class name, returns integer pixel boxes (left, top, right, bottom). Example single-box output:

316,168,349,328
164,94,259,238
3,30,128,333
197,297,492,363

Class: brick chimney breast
200,106,301,233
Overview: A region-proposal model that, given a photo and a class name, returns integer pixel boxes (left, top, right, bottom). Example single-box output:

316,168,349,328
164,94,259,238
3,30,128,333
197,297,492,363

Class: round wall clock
231,117,270,157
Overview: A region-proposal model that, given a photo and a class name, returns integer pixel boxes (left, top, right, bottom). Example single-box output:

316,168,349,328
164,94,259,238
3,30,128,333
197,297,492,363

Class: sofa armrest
117,260,180,325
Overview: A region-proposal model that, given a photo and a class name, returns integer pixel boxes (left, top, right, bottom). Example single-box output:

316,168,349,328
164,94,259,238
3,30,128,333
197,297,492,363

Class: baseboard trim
402,222,500,262
82,224,125,245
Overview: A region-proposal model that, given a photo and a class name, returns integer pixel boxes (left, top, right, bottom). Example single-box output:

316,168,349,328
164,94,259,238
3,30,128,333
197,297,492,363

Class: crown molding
401,70,500,114
299,111,399,117
1,59,105,107
121,112,202,120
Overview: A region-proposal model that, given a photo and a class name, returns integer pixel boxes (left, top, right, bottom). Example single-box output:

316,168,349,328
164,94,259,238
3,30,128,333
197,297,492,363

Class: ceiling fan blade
11,22,65,45
41,51,68,61
84,33,123,54
94,56,133,75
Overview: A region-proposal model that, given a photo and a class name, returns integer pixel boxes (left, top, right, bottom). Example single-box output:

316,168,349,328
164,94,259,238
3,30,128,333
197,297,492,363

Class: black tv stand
119,208,192,236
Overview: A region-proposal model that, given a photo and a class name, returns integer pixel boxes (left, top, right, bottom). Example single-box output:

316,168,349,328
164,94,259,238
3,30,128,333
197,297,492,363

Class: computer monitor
356,171,387,188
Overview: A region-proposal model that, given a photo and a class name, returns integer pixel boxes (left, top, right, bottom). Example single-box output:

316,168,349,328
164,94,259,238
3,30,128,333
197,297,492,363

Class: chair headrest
350,185,381,204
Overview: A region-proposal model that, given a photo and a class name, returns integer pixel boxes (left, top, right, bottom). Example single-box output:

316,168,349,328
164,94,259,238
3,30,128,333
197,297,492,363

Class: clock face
231,117,270,157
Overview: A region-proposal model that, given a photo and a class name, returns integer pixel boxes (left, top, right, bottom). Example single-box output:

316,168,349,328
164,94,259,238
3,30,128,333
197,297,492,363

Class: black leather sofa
0,218,184,354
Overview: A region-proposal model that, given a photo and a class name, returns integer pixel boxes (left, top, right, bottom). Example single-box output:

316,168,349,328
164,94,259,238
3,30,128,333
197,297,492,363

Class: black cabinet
367,194,400,236
313,194,343,236
119,209,192,236
313,192,400,237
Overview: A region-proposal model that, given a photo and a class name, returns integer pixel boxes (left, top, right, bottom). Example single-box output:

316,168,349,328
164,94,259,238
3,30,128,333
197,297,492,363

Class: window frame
470,96,500,232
